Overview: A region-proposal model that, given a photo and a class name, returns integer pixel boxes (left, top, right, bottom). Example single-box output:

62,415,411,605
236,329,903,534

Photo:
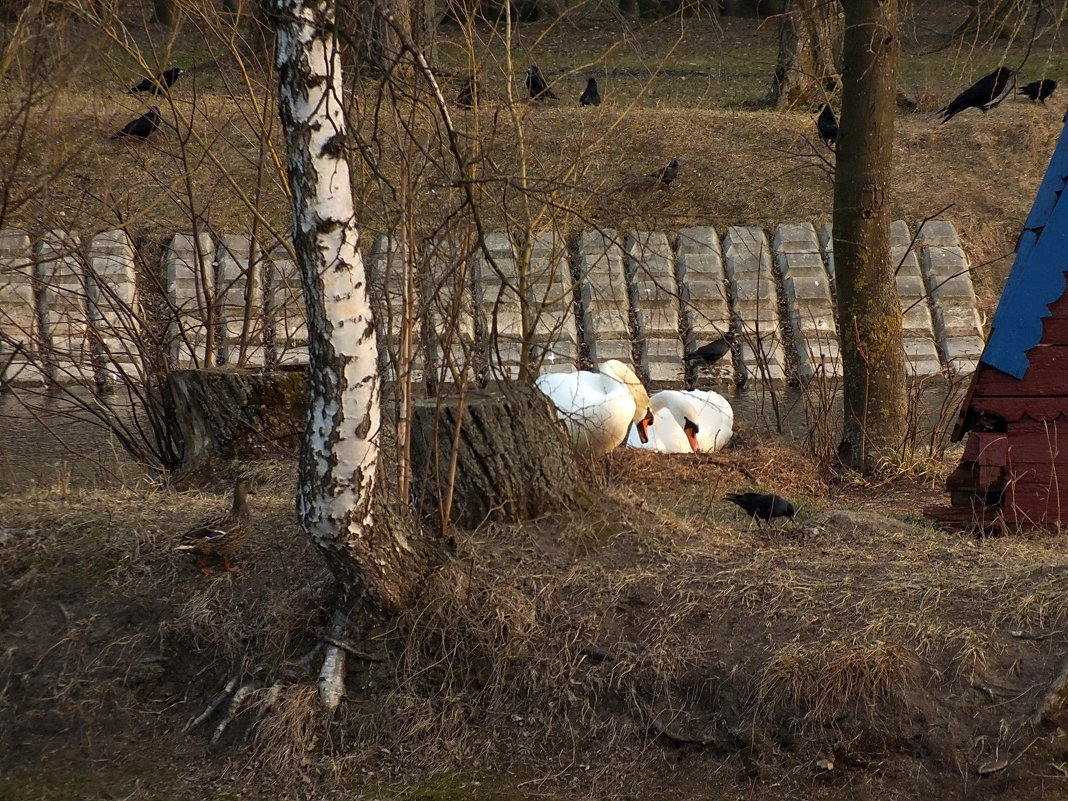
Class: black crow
816,103,839,146
580,77,601,106
130,67,184,95
937,67,1014,123
1018,79,1057,104
725,492,795,524
525,65,557,101
649,158,679,187
684,331,736,367
457,75,478,109
111,107,161,140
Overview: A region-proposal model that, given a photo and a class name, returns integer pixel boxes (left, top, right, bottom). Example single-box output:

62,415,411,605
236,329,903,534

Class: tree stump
410,384,580,529
166,366,307,471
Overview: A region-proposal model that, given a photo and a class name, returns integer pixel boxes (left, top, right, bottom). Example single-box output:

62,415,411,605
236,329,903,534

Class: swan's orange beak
636,408,653,444
684,419,700,453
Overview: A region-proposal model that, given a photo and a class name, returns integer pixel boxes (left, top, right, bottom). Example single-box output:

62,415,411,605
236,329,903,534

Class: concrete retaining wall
0,220,987,390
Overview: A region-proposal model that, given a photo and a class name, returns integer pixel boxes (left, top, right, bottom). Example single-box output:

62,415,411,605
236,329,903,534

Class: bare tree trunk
767,0,843,108
152,0,174,25
271,0,439,660
833,0,906,472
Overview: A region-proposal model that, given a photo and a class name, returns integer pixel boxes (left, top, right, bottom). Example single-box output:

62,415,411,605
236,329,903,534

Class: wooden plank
970,397,1068,421
973,345,1068,396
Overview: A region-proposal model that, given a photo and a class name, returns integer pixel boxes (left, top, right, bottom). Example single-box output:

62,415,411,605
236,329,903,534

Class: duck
175,477,252,574
535,360,651,456
630,390,733,453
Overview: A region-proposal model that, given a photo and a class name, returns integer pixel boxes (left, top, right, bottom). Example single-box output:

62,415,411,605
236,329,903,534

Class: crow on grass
111,107,161,141
816,103,839,147
580,77,601,106
525,65,557,101
725,492,796,524
937,67,1014,123
130,67,184,95
1018,79,1057,104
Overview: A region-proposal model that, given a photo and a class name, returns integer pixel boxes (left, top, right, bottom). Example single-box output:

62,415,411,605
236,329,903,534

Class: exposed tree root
210,682,257,744
317,610,349,711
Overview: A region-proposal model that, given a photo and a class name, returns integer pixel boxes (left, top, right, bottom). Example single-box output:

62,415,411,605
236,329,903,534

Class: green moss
391,773,519,801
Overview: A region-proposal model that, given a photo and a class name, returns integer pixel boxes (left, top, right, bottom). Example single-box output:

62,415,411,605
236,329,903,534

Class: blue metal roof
981,119,1068,379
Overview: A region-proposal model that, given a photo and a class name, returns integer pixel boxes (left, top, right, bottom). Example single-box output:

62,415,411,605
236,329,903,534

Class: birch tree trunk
833,0,906,472
271,0,440,706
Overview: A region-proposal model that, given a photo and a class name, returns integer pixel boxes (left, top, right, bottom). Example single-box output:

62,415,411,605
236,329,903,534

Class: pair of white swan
625,389,734,453
534,361,733,456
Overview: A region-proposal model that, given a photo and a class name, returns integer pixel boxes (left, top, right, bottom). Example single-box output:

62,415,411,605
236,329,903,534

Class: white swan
683,389,734,452
629,389,734,453
535,360,652,456
625,406,695,452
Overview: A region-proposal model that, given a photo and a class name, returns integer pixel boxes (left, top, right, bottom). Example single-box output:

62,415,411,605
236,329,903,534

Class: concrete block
0,229,43,387
790,306,837,335
818,223,833,252
772,222,820,254
901,300,935,334
934,304,982,339
915,219,961,248
929,274,977,303
165,231,215,366
796,337,842,379
896,274,926,298
87,230,139,383
777,251,826,280
902,337,943,377
590,337,633,365
892,247,921,279
922,246,969,277
677,226,721,256
266,254,307,365
216,235,265,366
731,277,777,303
368,235,421,382
784,274,832,304
36,230,91,384
889,219,911,248
723,226,771,271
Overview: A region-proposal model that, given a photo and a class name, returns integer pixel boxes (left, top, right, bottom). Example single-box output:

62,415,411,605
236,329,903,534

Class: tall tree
270,0,437,708
767,0,843,108
833,0,906,471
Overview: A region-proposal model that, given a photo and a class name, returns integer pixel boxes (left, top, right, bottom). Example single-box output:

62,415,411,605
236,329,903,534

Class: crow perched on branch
816,103,839,147
111,107,161,140
130,67,184,95
580,77,601,106
725,492,795,524
1018,79,1057,104
525,65,556,101
937,67,1014,124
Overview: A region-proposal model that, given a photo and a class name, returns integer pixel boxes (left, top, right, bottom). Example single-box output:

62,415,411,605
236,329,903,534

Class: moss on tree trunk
832,0,906,472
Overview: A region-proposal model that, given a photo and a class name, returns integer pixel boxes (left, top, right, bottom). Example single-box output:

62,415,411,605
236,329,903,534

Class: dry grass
5,448,1068,797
